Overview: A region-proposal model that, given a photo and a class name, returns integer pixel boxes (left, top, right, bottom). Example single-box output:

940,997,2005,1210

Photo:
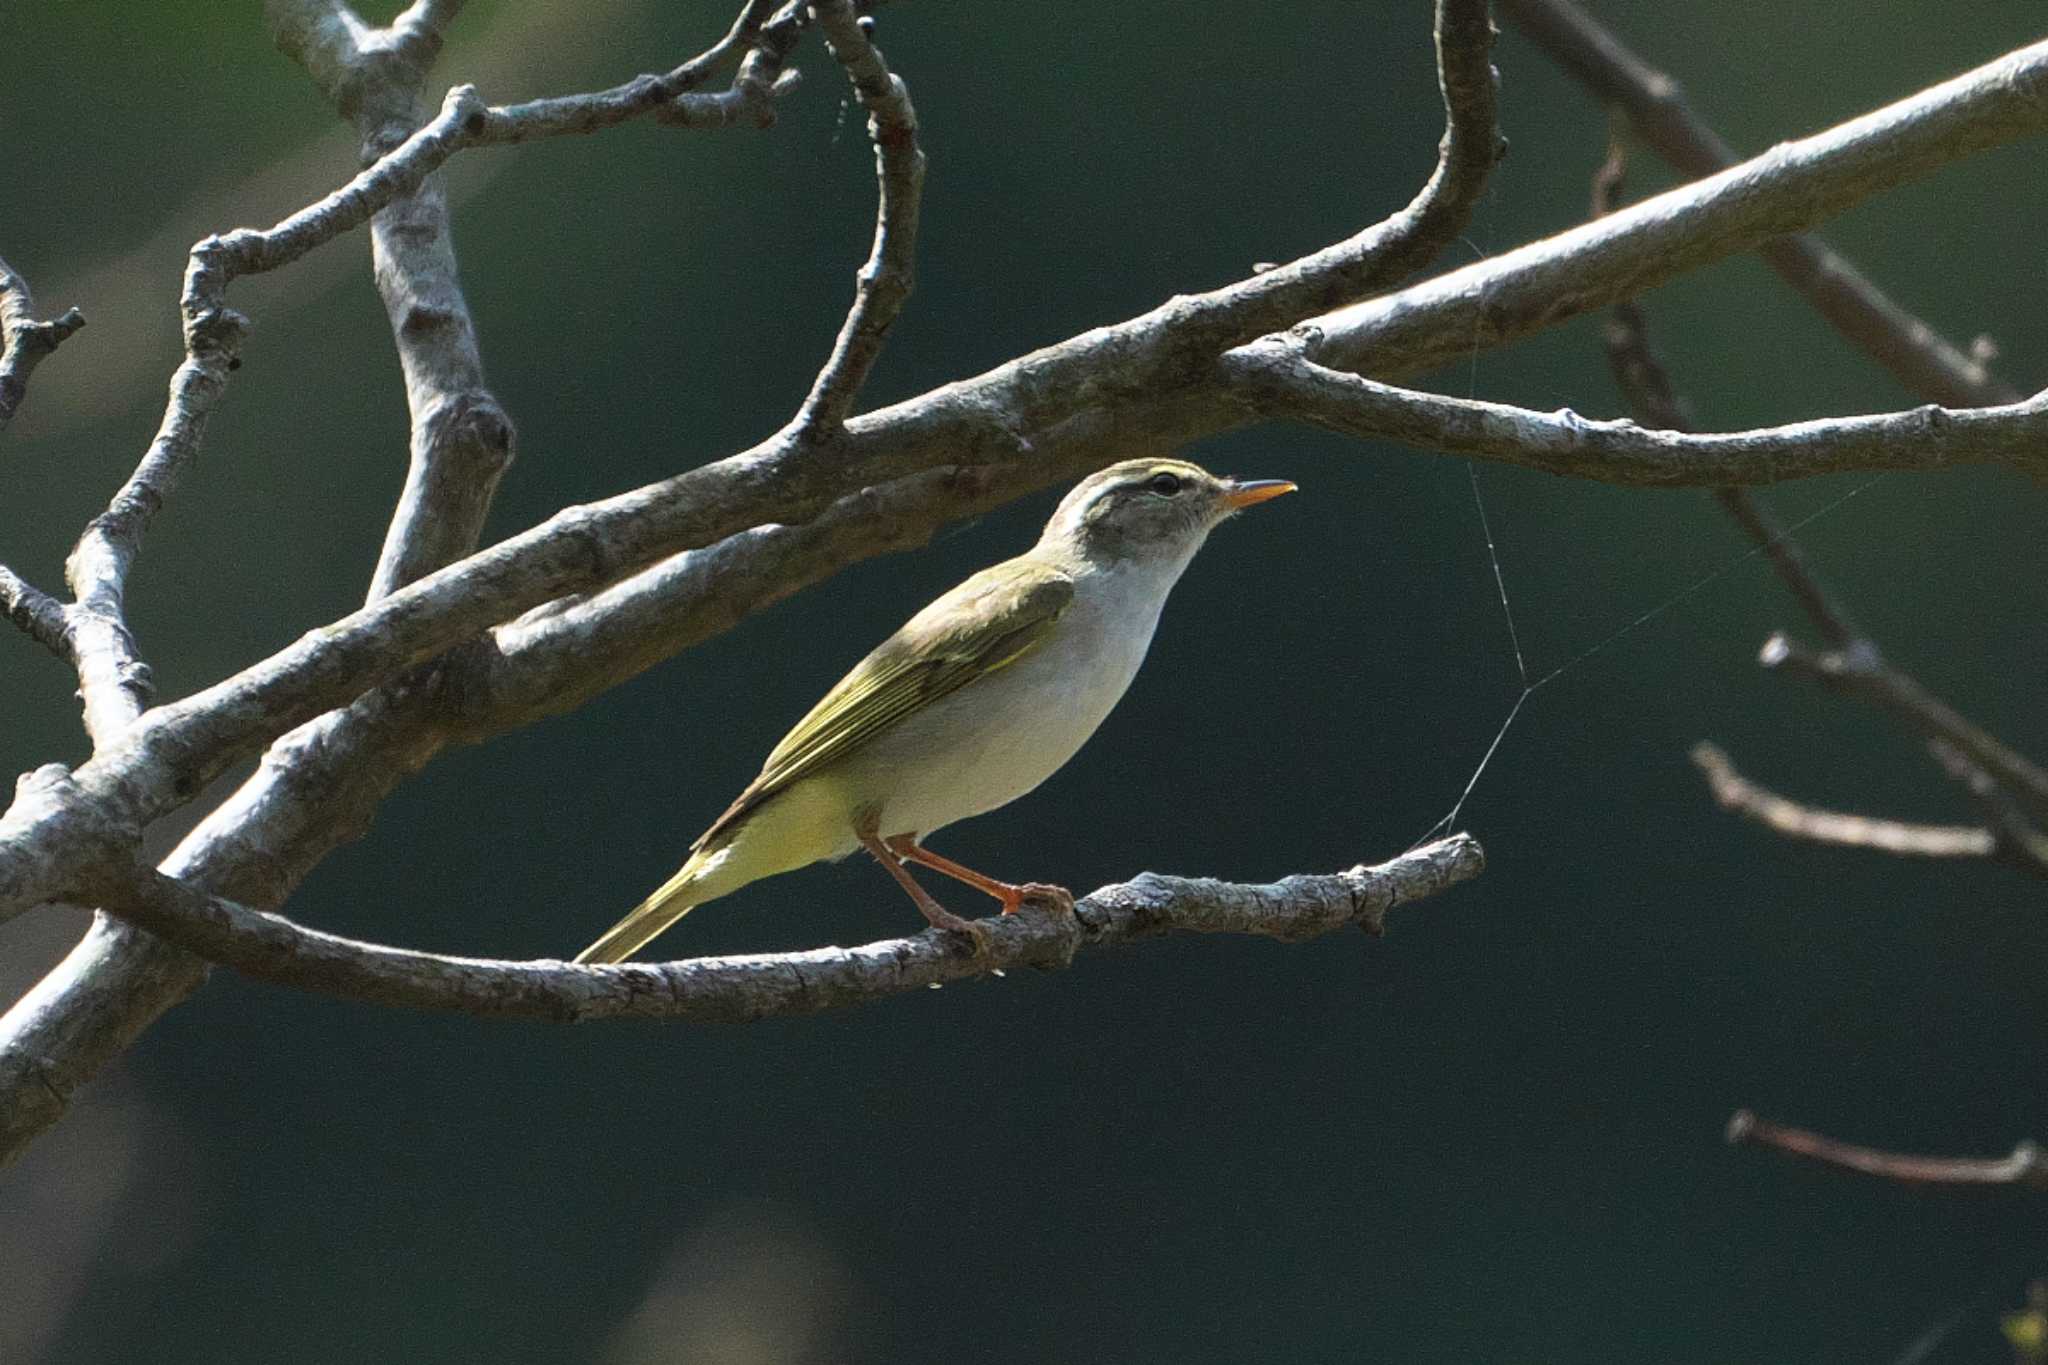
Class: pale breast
843,568,1168,840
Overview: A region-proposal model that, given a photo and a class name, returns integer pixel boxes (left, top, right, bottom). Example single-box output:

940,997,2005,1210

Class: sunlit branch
90,838,1484,1022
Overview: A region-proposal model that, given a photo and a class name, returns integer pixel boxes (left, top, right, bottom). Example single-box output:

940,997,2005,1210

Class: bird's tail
574,856,707,964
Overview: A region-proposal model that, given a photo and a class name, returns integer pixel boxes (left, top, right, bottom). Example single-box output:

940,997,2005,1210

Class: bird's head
1040,457,1297,569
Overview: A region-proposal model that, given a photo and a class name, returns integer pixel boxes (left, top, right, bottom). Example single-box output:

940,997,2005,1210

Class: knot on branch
443,84,489,138
182,306,252,365
420,391,516,474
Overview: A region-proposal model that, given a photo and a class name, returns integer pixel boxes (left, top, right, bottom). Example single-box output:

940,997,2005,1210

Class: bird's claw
921,906,995,957
1004,882,1076,917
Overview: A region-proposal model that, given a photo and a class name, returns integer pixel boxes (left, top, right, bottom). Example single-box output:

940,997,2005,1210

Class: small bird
575,457,1296,963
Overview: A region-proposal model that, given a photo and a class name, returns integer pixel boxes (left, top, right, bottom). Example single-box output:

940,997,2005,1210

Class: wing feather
692,559,1075,851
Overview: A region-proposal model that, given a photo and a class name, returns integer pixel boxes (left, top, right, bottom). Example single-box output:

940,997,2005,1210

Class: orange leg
884,835,1075,917
856,826,991,953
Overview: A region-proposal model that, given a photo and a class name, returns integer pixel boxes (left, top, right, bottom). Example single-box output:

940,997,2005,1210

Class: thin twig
1691,743,1993,859
1710,489,1863,651
1499,0,2019,408
790,1,925,438
0,256,85,436
1924,740,2048,878
1728,1110,2048,1191
1762,635,2048,833
1588,124,1864,651
1587,120,1690,432
87,837,1484,1022
272,0,800,142
1160,0,1505,354
0,566,75,663
1587,140,1972,870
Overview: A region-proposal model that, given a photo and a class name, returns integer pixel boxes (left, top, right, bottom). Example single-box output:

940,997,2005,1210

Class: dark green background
3,2,2045,1360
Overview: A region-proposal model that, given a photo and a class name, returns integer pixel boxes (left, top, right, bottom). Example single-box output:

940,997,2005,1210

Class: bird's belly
847,624,1145,839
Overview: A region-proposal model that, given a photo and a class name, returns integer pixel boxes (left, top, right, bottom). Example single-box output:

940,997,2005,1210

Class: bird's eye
1146,472,1183,497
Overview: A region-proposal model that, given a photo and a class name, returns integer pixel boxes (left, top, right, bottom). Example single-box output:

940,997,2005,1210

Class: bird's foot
1002,882,1076,917
919,902,995,957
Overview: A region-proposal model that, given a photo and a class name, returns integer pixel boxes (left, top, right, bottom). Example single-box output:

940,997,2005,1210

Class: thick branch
1228,343,2048,486
0,256,85,436
1499,0,2019,408
89,837,1483,1021
1728,1110,2048,1192
790,1,925,437
1300,35,2048,377
1691,743,1993,859
348,79,515,599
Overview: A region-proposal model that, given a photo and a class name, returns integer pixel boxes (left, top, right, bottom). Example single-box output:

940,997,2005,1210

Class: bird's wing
692,558,1076,852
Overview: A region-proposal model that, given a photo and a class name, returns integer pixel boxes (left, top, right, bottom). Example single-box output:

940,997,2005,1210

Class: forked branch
791,1,925,437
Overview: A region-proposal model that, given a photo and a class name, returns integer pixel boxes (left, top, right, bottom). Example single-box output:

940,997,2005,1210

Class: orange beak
1220,478,1298,510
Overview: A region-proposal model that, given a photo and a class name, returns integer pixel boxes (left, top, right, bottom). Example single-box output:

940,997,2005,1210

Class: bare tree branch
1157,0,1506,355
1583,140,1976,875
0,0,809,1157
1691,743,1994,859
1299,34,2048,378
1710,487,1863,651
1588,125,1866,654
1228,344,2048,485
1498,0,2020,408
1923,740,2048,878
790,1,925,438
0,259,145,749
1728,1110,2048,1192
0,256,84,436
70,0,808,645
0,566,73,662
333,62,517,598
82,837,1484,1022
1762,635,2048,833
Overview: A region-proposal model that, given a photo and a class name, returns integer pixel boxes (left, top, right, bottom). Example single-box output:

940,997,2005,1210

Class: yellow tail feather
574,858,705,964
